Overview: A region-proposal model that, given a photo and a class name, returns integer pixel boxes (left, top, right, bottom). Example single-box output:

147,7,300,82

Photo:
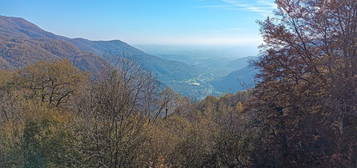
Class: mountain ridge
211,65,258,93
0,15,258,97
0,15,196,83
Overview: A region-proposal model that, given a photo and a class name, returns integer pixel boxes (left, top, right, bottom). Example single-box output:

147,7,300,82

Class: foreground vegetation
0,59,253,167
0,0,356,167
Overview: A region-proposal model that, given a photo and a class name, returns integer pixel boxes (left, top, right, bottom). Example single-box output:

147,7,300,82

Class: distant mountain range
69,38,198,81
0,16,197,83
211,65,258,93
210,56,258,93
151,51,259,95
0,15,258,98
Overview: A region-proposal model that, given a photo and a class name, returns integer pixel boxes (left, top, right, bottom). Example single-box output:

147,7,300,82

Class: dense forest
0,0,356,167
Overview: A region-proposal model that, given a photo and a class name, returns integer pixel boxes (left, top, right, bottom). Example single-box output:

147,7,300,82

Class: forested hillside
211,65,258,93
0,16,199,95
0,0,356,168
0,16,108,73
0,16,259,98
0,59,253,167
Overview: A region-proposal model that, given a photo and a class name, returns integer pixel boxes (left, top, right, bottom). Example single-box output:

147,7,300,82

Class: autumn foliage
250,0,357,167
0,0,356,167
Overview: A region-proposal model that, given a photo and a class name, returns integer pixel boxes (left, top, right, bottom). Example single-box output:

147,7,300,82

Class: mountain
69,38,198,81
138,45,260,97
0,16,65,40
211,65,258,93
0,16,197,86
0,15,258,98
148,48,257,79
0,16,108,73
225,56,256,71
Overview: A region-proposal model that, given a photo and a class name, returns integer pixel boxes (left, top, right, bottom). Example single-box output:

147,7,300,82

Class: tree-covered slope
0,16,109,73
211,65,258,93
0,15,197,83
70,38,198,81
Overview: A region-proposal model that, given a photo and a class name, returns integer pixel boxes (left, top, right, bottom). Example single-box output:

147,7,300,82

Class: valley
1,0,356,167
0,16,257,99
138,45,258,98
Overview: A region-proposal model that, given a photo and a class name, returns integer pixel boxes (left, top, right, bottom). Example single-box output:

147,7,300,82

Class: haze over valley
0,15,258,99
1,0,355,167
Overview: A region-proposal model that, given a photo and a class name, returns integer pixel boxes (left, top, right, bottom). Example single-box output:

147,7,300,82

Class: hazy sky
0,0,275,46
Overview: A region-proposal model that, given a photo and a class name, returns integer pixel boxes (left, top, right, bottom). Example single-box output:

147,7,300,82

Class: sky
0,0,275,46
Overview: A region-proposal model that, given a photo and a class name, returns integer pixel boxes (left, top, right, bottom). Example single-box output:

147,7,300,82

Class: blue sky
0,0,275,46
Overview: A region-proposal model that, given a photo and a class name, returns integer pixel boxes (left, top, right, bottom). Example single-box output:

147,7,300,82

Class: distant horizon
0,0,274,47
0,14,264,47
134,43,260,59
0,13,261,57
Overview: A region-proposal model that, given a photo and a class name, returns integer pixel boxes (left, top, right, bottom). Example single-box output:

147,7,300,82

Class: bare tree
75,58,160,167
